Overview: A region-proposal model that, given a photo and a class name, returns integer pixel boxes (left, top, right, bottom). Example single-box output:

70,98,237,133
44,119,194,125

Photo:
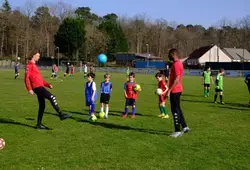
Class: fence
1,65,249,77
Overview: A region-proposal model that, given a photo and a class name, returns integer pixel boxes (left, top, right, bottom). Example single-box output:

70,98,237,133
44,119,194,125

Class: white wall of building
199,45,232,64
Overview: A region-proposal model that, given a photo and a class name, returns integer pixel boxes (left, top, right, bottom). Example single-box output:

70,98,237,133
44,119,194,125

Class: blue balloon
97,54,107,64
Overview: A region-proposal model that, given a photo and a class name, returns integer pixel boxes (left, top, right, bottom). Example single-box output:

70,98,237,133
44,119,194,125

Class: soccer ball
99,112,105,119
0,138,5,150
134,84,141,91
97,54,107,64
155,88,163,95
89,115,97,122
17,57,20,60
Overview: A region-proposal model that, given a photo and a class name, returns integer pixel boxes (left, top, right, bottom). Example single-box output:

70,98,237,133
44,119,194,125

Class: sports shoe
213,101,217,104
36,124,46,129
122,114,128,118
158,113,165,118
60,113,72,120
131,115,136,119
35,124,52,130
182,127,190,133
220,102,225,105
104,114,108,119
169,132,183,138
162,115,169,119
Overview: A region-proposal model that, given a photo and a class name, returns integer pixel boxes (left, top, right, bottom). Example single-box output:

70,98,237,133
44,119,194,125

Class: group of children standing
202,67,225,104
84,71,142,119
84,70,170,120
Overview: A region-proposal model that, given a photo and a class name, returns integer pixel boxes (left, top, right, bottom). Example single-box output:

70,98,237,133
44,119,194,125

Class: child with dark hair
85,73,98,116
202,67,213,97
123,72,139,119
214,68,225,104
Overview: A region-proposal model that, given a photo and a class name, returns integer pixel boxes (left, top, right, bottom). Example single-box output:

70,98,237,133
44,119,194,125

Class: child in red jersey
70,64,75,79
155,72,169,119
123,72,139,119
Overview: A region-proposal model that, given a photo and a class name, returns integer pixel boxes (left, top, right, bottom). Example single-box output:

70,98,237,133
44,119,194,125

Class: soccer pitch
0,69,249,170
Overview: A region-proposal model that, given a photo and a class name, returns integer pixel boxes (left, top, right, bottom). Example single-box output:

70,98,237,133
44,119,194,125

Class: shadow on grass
209,105,250,111
225,102,250,108
0,118,35,129
25,117,35,121
64,109,148,117
181,99,213,104
45,112,170,136
182,94,203,97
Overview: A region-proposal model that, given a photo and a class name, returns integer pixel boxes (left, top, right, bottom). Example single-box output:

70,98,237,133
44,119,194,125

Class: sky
6,0,250,28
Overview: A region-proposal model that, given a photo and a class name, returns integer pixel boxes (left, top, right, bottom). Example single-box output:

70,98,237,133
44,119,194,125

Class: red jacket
125,82,137,99
25,61,50,91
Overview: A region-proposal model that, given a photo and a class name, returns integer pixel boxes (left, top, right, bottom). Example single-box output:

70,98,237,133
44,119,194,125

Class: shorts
86,98,96,106
204,83,210,88
100,93,110,104
125,98,136,106
159,95,167,103
215,88,223,92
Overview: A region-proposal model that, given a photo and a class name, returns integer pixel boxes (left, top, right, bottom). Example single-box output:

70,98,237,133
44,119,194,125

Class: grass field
0,69,249,170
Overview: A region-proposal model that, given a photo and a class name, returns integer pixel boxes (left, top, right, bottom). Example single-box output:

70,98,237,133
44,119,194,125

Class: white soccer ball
0,138,6,150
17,57,20,60
155,88,163,95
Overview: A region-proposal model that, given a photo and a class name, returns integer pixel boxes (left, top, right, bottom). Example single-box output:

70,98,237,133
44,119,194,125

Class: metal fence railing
1,65,249,77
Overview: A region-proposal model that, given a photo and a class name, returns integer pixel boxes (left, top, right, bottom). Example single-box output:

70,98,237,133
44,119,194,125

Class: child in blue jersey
100,73,112,119
85,73,98,116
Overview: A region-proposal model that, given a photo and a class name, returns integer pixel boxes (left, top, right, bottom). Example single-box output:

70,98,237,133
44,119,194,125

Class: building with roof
222,48,250,62
186,45,232,66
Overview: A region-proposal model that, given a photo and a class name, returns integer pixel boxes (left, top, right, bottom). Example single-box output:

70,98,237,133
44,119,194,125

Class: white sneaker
182,127,190,133
104,114,108,119
169,132,183,138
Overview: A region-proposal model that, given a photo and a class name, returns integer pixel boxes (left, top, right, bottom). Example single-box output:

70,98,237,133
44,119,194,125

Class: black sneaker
35,124,52,130
36,124,46,129
60,113,72,120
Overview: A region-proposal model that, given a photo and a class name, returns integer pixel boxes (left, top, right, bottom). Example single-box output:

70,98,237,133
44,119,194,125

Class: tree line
0,0,250,64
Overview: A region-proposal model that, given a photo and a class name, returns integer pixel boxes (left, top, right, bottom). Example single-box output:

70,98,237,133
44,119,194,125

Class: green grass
0,69,249,170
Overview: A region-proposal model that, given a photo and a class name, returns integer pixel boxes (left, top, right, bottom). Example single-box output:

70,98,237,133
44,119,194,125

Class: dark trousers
33,87,62,125
170,92,187,132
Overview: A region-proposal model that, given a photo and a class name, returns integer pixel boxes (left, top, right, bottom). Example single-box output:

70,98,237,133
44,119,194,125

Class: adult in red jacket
25,51,71,129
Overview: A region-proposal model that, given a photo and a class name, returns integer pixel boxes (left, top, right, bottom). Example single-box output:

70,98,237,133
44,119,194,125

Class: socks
124,107,136,115
105,106,109,115
90,104,95,115
204,89,207,96
132,107,136,115
159,105,163,114
207,89,210,95
220,95,223,103
161,106,168,115
100,107,104,112
124,107,128,115
214,94,218,102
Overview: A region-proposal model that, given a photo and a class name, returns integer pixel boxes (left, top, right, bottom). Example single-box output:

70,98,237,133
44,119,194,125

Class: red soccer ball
0,138,6,150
